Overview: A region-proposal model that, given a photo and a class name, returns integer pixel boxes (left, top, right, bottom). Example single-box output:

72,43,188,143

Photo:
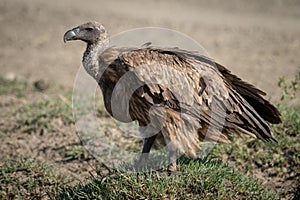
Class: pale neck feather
83,39,109,80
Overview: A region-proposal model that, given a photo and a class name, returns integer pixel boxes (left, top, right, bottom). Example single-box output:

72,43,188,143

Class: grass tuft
0,158,69,199
14,97,73,133
0,76,31,98
61,143,93,162
57,158,276,200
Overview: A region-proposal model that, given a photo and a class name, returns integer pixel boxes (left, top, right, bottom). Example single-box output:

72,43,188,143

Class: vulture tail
228,90,278,143
216,63,281,124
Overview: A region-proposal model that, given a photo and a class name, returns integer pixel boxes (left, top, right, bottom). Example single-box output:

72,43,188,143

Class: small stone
34,79,49,91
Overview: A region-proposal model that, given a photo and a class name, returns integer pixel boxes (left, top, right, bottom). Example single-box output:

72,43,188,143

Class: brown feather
65,22,281,158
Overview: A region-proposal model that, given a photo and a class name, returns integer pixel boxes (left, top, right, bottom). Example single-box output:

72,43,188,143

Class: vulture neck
83,39,109,80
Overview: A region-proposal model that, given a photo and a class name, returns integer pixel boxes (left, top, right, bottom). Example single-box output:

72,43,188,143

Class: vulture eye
85,27,94,31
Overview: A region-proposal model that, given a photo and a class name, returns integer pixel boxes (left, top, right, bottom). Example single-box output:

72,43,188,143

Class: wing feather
101,47,279,156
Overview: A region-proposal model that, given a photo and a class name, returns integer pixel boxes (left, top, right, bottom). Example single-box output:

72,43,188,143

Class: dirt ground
0,0,299,198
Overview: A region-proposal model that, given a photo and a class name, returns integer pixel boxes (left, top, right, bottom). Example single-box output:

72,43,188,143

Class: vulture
64,22,281,172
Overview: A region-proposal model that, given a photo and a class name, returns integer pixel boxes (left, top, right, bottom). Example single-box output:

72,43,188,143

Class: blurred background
1,0,299,102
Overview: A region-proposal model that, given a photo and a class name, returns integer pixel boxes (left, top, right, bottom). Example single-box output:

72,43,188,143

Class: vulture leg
168,144,177,173
135,134,157,170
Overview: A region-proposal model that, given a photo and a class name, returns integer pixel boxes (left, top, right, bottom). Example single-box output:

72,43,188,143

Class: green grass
0,76,73,134
0,158,277,199
57,157,276,200
0,158,69,199
14,96,73,133
0,77,31,98
61,143,93,161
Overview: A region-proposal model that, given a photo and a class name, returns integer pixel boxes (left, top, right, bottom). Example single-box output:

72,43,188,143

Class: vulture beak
63,27,80,43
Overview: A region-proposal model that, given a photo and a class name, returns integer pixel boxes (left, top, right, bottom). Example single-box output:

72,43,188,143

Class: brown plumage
64,22,281,171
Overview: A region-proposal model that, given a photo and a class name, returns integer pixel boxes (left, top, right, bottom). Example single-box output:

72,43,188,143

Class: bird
64,21,281,172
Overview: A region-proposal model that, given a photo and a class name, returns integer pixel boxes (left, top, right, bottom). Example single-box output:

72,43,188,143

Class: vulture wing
99,47,279,157
167,48,282,124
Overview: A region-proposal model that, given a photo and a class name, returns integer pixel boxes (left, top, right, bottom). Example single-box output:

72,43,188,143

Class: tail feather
228,89,277,143
216,62,282,124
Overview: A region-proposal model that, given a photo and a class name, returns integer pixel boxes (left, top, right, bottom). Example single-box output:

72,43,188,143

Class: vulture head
64,22,107,44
